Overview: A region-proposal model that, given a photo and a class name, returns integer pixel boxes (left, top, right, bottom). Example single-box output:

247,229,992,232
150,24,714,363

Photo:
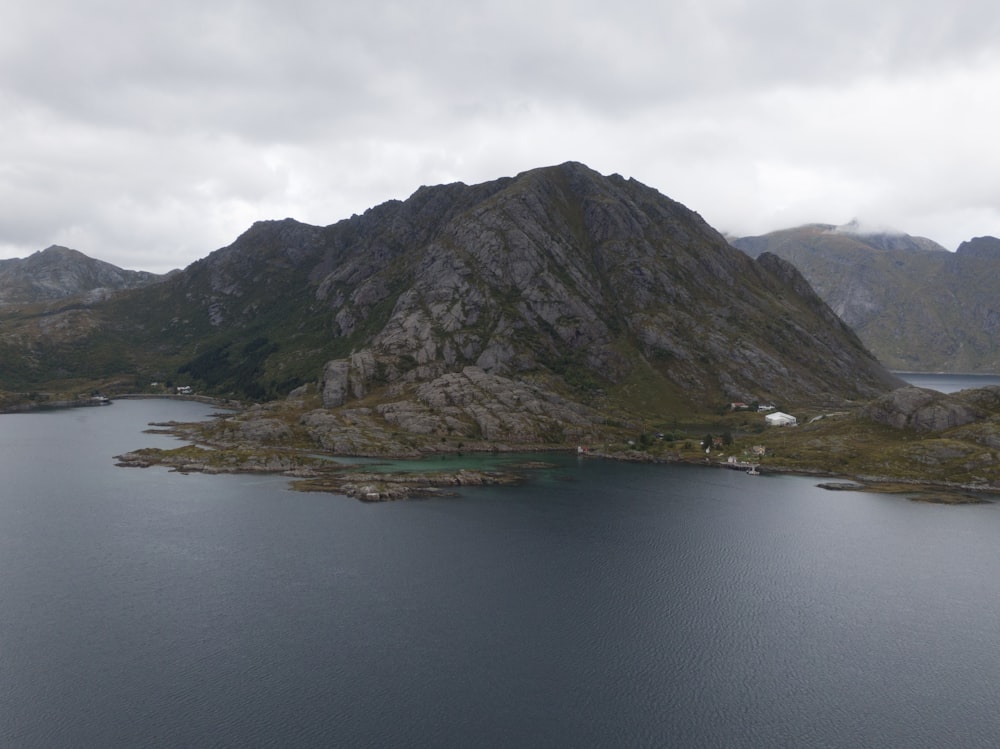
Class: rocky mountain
1,163,902,444
0,245,165,305
730,225,1000,373
956,235,1000,259
731,221,948,257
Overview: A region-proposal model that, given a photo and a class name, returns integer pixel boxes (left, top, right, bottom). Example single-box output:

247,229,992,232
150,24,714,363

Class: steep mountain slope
2,164,902,441
0,245,165,305
731,225,1000,373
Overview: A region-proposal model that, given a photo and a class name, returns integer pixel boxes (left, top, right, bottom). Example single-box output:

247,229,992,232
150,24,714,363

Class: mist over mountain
731,225,1000,373
2,164,902,443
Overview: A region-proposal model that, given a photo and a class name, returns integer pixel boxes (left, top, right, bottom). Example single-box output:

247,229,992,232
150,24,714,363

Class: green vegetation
179,336,281,399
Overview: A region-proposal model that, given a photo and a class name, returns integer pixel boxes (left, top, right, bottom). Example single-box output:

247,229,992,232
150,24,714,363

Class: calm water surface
897,371,1000,393
3,399,1000,747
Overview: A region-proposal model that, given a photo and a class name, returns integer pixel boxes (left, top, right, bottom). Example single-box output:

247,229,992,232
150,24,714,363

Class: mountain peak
956,235,1000,259
165,163,898,412
0,245,165,305
37,244,85,256
0,165,903,437
829,221,946,253
730,225,1000,372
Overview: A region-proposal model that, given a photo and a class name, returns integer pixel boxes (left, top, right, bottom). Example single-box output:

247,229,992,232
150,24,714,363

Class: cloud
2,0,1000,271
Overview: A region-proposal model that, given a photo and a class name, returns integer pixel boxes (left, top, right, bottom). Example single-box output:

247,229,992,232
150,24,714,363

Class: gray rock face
321,360,351,408
375,366,600,442
956,236,1000,259
0,245,164,305
2,163,903,441
862,387,981,432
232,417,291,442
732,226,1000,373
295,162,900,411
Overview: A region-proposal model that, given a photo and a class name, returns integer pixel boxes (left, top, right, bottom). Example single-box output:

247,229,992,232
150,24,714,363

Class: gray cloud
2,0,999,272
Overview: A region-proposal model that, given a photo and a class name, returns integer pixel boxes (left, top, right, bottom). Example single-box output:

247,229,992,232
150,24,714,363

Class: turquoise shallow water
331,451,567,473
3,398,1000,748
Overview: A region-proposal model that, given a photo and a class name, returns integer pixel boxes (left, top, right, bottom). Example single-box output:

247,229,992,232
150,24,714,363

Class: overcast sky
3,0,999,273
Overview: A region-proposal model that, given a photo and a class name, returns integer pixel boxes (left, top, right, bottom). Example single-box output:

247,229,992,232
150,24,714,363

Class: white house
765,411,797,427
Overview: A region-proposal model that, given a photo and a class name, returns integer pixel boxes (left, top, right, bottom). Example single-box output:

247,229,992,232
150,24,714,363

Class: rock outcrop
321,360,351,408
862,387,982,432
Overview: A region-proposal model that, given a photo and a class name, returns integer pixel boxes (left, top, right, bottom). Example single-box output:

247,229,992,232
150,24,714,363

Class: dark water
3,400,1000,747
897,371,1000,393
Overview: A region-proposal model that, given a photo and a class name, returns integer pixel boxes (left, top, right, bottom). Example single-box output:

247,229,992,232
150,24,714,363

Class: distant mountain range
0,245,165,305
0,163,900,443
730,226,1000,373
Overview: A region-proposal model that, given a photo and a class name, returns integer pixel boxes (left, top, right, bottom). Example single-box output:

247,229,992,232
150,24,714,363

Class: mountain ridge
0,245,166,305
730,225,1000,373
2,163,902,446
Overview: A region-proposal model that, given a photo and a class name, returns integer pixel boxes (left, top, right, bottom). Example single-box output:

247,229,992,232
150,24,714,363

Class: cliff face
3,163,903,442
731,226,1000,373
160,163,898,407
956,236,1000,260
0,245,165,305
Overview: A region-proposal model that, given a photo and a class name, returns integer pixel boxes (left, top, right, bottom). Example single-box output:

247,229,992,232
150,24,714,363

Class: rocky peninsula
112,383,1000,504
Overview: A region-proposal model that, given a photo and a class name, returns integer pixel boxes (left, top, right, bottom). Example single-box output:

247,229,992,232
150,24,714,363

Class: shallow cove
4,398,1000,748
331,451,565,474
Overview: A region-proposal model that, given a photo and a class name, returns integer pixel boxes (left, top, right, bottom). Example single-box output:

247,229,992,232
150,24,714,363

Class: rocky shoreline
0,396,113,413
113,436,998,504
0,392,235,414
113,443,547,501
106,384,1000,504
